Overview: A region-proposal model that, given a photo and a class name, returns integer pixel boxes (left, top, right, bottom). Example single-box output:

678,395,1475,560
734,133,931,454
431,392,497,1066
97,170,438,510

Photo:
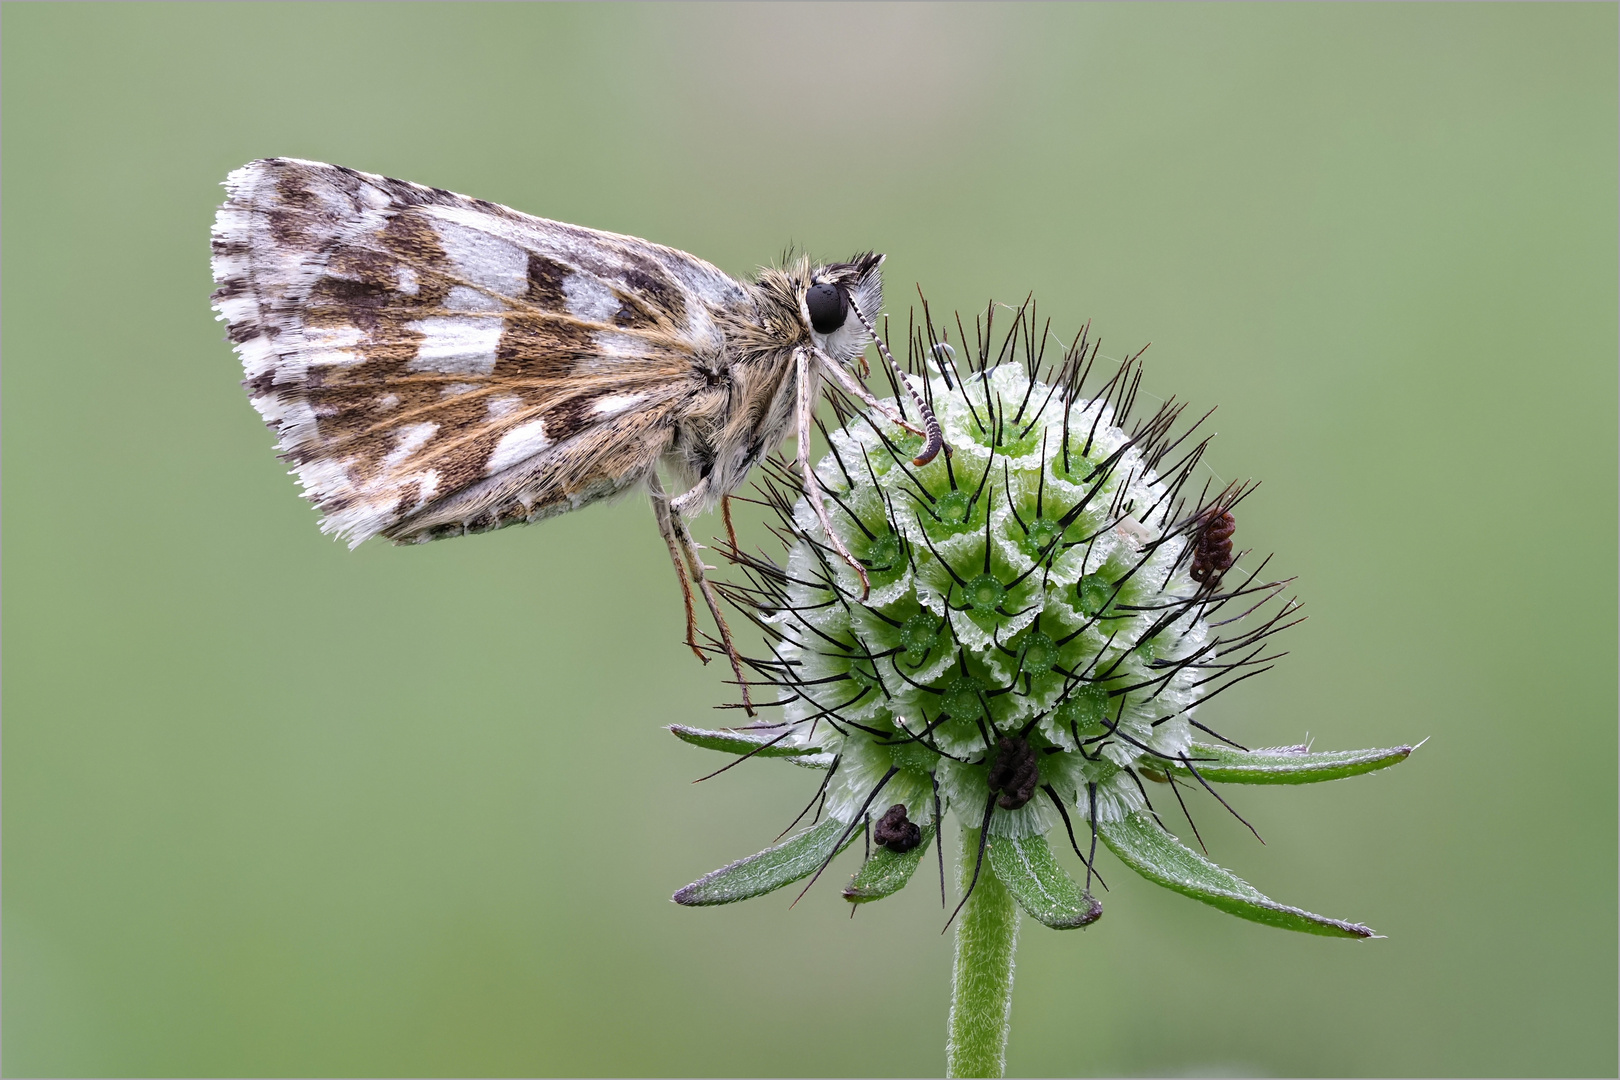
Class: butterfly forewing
211,157,744,545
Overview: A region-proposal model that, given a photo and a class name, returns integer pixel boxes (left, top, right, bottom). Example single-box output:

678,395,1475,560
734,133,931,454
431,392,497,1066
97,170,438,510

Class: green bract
672,315,1412,941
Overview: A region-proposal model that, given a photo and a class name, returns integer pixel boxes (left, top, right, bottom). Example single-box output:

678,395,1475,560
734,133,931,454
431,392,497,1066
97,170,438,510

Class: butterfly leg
796,347,872,600
648,472,705,664
651,472,755,715
721,495,740,556
813,349,926,438
674,509,755,716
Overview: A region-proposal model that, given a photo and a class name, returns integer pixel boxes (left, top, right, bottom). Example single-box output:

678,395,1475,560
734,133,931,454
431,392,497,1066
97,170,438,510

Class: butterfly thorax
661,272,813,512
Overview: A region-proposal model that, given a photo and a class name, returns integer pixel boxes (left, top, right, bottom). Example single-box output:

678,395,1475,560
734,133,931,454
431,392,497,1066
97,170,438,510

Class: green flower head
672,303,1412,941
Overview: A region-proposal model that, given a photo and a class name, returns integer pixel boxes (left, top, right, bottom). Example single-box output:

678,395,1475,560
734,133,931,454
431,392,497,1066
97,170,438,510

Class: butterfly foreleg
796,347,872,601
813,348,926,439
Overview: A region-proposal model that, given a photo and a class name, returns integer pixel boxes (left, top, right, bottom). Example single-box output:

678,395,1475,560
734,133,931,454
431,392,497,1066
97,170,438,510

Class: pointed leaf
1164,742,1413,785
1097,811,1374,938
988,833,1103,929
843,824,936,903
668,724,833,768
673,818,859,906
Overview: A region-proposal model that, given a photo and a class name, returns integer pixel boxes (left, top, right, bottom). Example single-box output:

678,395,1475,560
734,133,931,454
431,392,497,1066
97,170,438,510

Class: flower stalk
947,828,1020,1079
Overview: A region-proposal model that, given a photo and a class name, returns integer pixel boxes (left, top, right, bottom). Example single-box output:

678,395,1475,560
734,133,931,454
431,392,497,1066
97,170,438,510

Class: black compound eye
805,282,849,335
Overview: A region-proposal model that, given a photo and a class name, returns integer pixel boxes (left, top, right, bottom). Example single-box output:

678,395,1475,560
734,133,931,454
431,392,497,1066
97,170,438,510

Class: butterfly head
800,252,885,364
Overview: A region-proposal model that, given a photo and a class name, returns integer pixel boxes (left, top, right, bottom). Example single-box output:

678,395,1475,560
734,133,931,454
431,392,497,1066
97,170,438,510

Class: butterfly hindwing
211,157,745,545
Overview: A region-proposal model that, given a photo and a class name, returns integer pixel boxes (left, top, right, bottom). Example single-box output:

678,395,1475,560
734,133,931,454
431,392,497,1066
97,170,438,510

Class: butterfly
210,158,941,712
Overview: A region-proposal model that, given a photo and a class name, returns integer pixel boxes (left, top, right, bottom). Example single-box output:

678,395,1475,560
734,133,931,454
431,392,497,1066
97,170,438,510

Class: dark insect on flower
985,736,1039,810
1190,509,1237,585
873,804,924,853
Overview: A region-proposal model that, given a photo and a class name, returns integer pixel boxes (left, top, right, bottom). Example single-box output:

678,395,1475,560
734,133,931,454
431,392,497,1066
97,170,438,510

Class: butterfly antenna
850,304,943,467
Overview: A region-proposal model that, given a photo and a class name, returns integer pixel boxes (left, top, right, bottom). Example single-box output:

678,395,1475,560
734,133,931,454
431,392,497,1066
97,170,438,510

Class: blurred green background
4,3,1615,1076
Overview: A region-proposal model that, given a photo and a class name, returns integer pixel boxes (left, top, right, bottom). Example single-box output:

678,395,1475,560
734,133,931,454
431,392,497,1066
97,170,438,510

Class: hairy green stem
946,827,1020,1079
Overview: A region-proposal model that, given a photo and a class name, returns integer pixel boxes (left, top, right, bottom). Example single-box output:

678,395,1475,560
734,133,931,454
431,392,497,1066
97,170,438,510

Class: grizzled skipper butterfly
210,159,941,712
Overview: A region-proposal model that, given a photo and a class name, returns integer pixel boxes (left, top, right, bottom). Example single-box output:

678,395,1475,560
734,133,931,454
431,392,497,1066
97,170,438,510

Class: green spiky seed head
672,307,1413,940
772,352,1217,845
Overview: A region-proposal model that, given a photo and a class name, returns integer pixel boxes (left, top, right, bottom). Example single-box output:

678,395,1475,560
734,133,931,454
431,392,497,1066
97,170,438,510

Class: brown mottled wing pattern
210,158,747,545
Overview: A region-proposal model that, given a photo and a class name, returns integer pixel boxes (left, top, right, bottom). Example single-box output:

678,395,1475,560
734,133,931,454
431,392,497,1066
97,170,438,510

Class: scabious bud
673,303,1412,941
